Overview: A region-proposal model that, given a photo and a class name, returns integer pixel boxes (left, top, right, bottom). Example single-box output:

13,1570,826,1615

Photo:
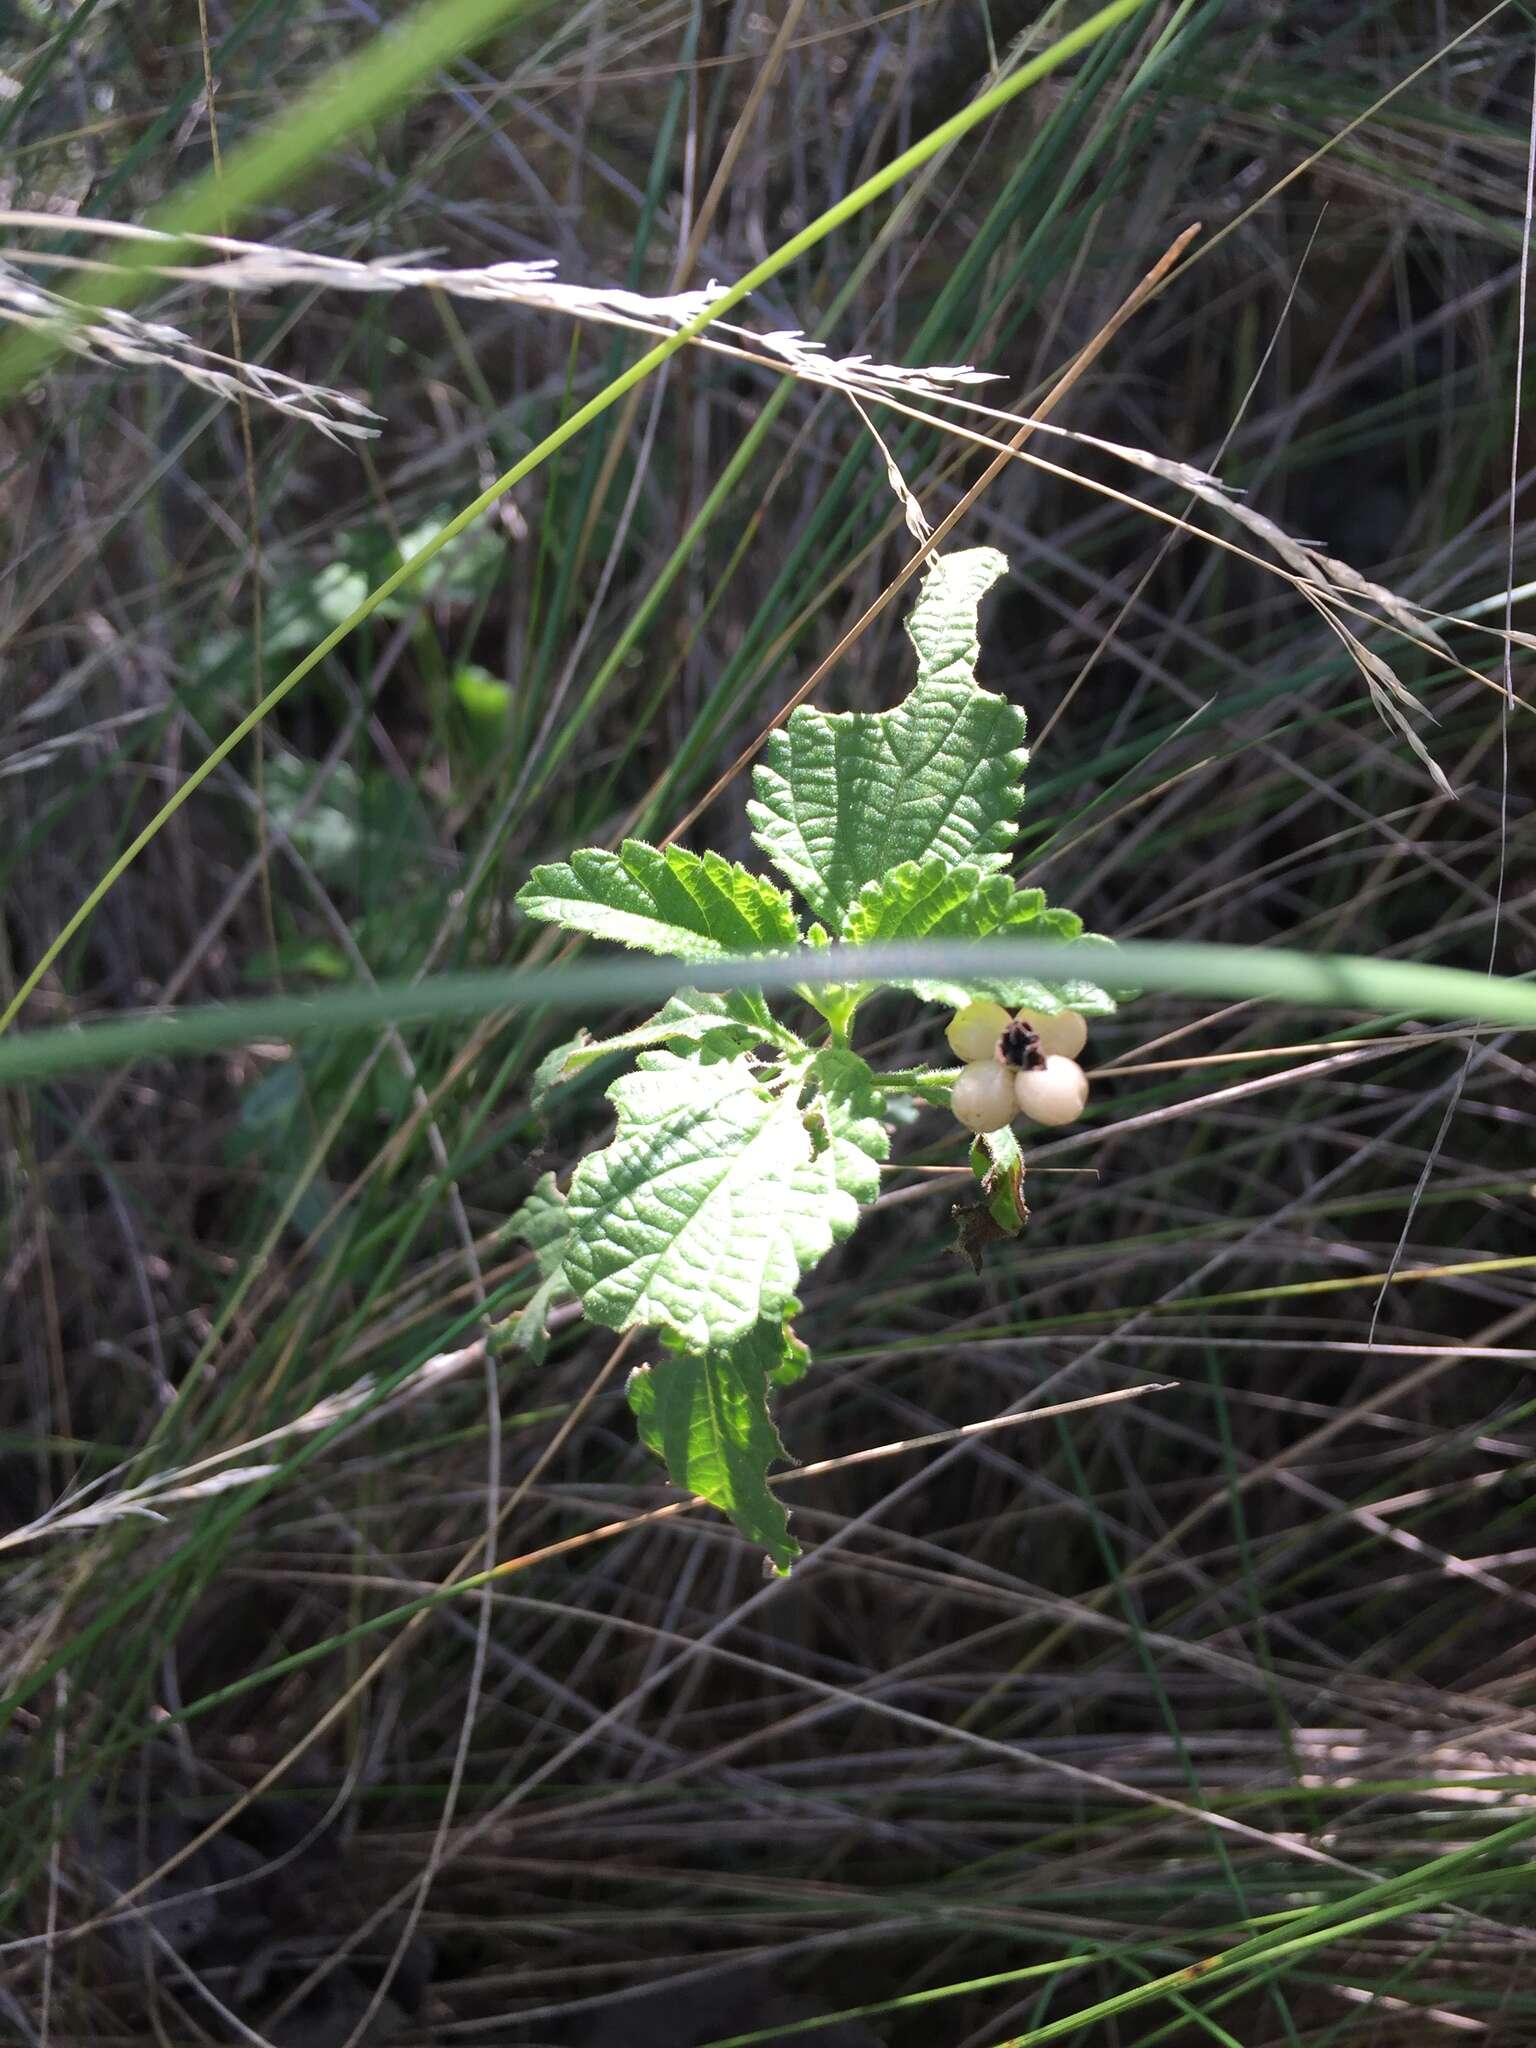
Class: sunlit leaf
563,1051,874,1348
748,549,1027,928
518,840,800,960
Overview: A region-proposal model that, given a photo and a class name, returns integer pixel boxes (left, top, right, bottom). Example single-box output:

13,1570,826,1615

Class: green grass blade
0,939,1529,1083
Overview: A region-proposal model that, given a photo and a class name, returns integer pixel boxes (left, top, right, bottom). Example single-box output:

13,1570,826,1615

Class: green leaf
517,840,799,960
796,920,860,1038
390,508,505,613
504,1172,572,1362
843,855,1000,944
748,548,1027,929
563,1051,870,1348
530,990,781,1106
952,1127,1028,1273
453,663,512,760
770,1323,812,1387
978,1122,1024,1180
627,1316,802,1572
974,1125,1027,1232
262,753,364,877
453,662,511,720
845,857,1122,1012
531,1032,590,1108
240,940,350,985
803,1047,889,1211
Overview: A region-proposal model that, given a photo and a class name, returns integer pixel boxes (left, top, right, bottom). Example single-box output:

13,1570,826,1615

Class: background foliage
3,3,1536,2045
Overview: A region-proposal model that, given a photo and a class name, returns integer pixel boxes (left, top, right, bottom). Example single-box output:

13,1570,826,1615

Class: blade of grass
0,938,1531,1083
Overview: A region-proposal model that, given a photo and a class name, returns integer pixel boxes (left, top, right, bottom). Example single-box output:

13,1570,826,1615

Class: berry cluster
944,1000,1092,1134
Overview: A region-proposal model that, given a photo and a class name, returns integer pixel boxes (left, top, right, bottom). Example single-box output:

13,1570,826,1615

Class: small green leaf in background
563,1050,864,1349
747,547,1027,928
391,508,506,613
226,1060,338,1242
241,940,351,985
190,560,370,698
262,753,365,877
452,662,513,760
518,840,801,960
627,1315,803,1573
190,512,505,700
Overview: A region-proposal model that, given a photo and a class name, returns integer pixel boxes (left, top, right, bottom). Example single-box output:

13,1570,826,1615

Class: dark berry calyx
996,1019,1046,1071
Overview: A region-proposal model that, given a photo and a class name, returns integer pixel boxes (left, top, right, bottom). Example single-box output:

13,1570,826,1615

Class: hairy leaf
531,989,779,1105
975,1125,1027,1231
748,549,1027,928
844,856,1122,1012
564,1051,870,1348
627,1317,803,1572
802,1047,889,1211
505,1171,572,1362
517,840,799,958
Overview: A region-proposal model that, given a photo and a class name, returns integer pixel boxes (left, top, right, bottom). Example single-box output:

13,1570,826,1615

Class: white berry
945,1000,1012,1064
951,1059,1018,1133
1014,1054,1089,1127
1014,1007,1088,1059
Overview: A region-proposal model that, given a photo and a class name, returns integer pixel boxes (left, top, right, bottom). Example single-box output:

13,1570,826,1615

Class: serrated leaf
803,1047,889,1211
532,1031,591,1107
747,549,1027,929
974,1125,1027,1233
770,1322,812,1387
564,1052,870,1349
530,990,778,1106
978,1122,1024,1181
844,856,1122,1013
954,1126,1028,1272
796,919,863,1036
912,929,1125,1015
517,840,799,959
511,1171,570,1279
505,1172,573,1362
843,855,1005,944
627,1317,801,1571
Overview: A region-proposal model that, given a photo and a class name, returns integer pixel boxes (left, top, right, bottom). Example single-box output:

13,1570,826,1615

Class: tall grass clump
2,4,1535,2045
